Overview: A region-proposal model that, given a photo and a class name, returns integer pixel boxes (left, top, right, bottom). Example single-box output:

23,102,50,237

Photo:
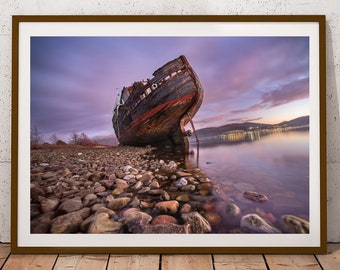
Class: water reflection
191,130,309,232
153,130,309,233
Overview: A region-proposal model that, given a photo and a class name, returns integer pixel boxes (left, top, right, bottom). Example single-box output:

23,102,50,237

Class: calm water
187,130,309,232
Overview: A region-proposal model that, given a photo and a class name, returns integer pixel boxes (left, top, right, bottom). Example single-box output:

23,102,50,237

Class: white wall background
0,0,339,243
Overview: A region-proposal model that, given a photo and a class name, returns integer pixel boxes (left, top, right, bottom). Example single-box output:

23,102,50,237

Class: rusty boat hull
112,55,203,151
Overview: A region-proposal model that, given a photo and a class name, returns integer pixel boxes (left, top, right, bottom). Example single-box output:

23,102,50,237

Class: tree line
31,126,96,147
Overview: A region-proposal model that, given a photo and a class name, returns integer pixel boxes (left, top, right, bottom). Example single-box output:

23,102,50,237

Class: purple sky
31,36,309,142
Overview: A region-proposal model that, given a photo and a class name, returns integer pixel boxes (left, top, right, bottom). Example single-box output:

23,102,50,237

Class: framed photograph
11,15,327,253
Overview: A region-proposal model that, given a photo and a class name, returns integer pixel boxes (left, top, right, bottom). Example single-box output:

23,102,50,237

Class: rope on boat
187,112,200,146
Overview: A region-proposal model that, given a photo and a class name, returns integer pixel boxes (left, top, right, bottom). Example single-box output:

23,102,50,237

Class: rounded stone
107,197,131,211
151,215,178,225
240,214,281,233
40,198,59,213
155,200,179,214
176,194,190,202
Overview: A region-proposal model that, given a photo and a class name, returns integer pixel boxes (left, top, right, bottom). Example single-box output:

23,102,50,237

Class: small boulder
181,212,212,233
151,215,178,225
280,215,309,233
243,191,268,202
40,198,59,213
57,197,83,214
123,211,152,233
50,207,90,233
155,200,179,214
107,197,131,211
240,214,281,233
87,213,122,233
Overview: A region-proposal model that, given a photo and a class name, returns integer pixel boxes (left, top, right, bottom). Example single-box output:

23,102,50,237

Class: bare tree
69,132,79,145
50,133,59,144
78,132,93,146
31,126,43,144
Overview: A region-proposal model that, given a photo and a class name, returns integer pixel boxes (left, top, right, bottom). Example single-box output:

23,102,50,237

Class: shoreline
30,145,309,234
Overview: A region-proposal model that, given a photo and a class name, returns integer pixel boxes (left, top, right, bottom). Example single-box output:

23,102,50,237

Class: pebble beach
30,146,309,234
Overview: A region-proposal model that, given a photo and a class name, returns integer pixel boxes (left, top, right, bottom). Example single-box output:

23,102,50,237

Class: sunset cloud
30,36,309,141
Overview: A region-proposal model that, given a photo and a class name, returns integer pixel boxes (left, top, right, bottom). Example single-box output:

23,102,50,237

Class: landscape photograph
29,35,310,236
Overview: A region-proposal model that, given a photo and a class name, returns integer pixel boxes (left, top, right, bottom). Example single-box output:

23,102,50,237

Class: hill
196,116,309,138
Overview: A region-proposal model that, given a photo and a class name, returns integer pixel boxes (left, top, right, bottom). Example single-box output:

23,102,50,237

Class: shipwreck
112,55,204,152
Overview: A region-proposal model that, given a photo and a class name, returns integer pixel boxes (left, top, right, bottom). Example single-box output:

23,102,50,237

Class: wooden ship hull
112,55,204,151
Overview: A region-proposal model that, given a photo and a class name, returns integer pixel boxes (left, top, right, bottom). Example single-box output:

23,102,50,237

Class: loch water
188,130,310,232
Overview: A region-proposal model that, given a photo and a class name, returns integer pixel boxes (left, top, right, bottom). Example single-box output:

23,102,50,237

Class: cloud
30,36,310,139
231,77,309,115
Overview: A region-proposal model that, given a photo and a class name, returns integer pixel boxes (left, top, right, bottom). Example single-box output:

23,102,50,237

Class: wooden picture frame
11,15,327,254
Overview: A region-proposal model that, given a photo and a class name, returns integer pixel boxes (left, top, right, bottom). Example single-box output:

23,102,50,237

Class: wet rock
180,203,192,214
57,197,83,214
101,179,115,189
105,194,115,204
83,193,98,207
123,211,152,233
204,212,221,227
202,203,215,212
143,223,189,234
31,203,41,218
94,185,106,193
123,165,132,172
280,215,309,233
50,207,91,233
87,213,122,233
155,200,179,214
31,212,55,233
168,161,177,170
41,171,56,180
151,215,177,225
198,182,213,191
182,185,196,192
138,187,150,194
80,213,105,232
121,207,141,218
112,188,124,196
130,197,140,208
255,208,277,224
160,190,171,201
226,203,241,217
40,198,59,213
243,191,268,202
176,171,192,177
140,174,153,183
140,201,154,209
91,203,106,213
116,171,125,179
240,214,281,233
114,179,129,190
176,194,190,202
123,174,135,181
199,190,210,196
134,181,143,190
94,207,115,216
199,177,211,183
149,189,163,195
107,197,131,211
150,180,160,189
31,184,45,202
176,178,188,187
182,212,212,233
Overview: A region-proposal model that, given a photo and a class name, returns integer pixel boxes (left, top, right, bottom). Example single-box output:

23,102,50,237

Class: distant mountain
278,115,309,127
196,116,309,138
